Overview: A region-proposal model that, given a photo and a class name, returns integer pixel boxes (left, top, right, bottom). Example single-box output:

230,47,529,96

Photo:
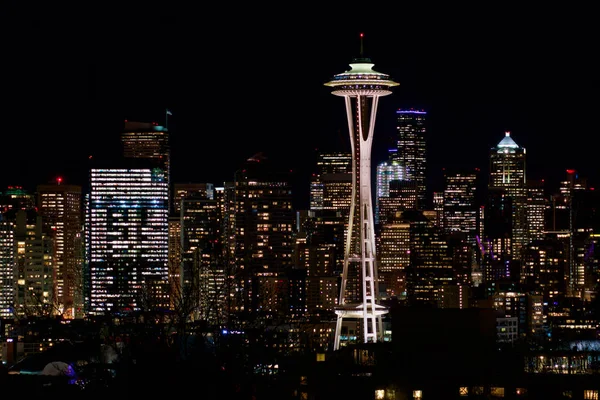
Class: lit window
584,390,599,400
459,387,468,397
413,390,422,399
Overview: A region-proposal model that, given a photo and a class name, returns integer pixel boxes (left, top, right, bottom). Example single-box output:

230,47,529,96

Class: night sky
3,5,599,209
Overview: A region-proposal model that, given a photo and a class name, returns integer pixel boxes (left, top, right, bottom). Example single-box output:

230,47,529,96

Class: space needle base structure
324,35,399,351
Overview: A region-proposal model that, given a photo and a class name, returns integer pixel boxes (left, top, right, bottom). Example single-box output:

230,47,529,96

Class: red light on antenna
360,33,364,37
57,177,63,184
566,169,576,174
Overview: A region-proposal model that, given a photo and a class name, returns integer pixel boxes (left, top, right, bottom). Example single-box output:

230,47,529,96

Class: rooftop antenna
360,32,364,57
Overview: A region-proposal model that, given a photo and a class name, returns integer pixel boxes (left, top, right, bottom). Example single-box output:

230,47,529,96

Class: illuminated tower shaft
325,47,398,350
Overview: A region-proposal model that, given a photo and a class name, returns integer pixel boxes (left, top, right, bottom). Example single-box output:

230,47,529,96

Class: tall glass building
375,149,403,225
489,132,527,259
87,165,169,315
395,109,427,208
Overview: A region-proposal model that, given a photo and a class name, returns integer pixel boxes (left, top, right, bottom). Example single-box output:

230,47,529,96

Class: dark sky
3,5,599,208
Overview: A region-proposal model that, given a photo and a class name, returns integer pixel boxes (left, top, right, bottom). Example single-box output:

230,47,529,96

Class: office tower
87,163,169,315
482,188,514,287
377,213,410,300
492,291,528,339
309,152,352,213
14,209,55,317
121,121,171,210
377,180,418,226
0,186,36,214
526,179,546,243
309,152,352,277
442,168,479,246
233,154,295,322
375,150,403,224
173,183,214,215
395,109,427,208
167,215,182,310
432,191,444,229
180,193,225,325
294,209,344,317
400,210,454,307
0,215,14,318
489,131,527,259
36,180,83,319
121,121,170,180
324,40,398,350
521,239,567,301
215,182,236,316
559,169,594,296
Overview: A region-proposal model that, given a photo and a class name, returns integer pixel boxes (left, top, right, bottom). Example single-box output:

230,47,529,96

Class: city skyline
3,7,598,205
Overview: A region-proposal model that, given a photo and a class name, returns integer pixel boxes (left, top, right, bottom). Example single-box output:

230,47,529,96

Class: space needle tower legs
325,34,399,351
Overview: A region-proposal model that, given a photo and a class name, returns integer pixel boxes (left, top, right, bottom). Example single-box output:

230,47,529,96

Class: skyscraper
395,109,427,208
375,149,403,224
13,209,55,317
37,180,83,319
180,192,225,325
309,152,352,213
489,132,527,259
121,120,171,209
87,163,169,315
442,168,479,246
233,154,295,322
324,35,398,350
0,215,14,318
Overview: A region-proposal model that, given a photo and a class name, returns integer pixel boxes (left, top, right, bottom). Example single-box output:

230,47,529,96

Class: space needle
324,34,399,350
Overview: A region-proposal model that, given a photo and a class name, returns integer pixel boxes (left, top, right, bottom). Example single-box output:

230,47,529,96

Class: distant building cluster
1,104,599,360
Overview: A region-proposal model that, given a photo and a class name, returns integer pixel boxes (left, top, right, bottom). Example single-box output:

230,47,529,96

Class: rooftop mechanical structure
324,35,399,350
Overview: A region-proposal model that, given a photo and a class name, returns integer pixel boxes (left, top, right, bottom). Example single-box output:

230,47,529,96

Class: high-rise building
442,168,479,246
37,180,83,319
173,183,214,214
377,180,418,226
489,131,527,259
377,212,410,300
87,163,169,315
375,149,403,224
482,188,514,290
215,182,236,321
232,154,295,322
294,209,342,317
526,179,546,243
521,239,567,301
1,186,36,214
167,215,182,310
402,210,454,307
180,193,225,325
121,120,171,210
310,152,352,214
0,215,14,318
324,38,398,350
395,109,427,208
13,209,55,317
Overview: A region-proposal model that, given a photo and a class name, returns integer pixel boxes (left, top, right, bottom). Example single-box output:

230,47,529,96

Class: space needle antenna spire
360,32,364,57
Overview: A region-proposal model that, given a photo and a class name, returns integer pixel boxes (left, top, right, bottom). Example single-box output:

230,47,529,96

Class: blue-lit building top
87,167,169,315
